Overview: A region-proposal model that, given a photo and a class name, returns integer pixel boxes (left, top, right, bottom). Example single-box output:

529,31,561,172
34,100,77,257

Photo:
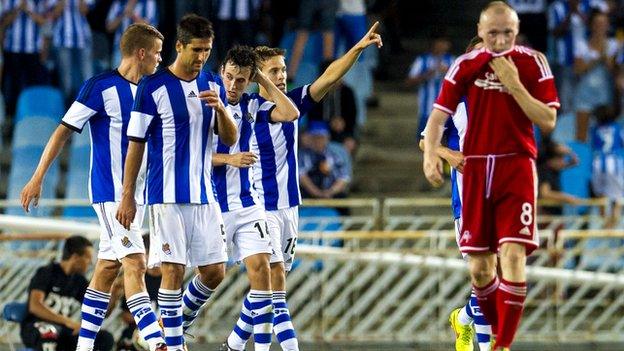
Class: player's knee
121,255,147,279
198,263,225,289
469,264,495,286
500,244,526,270
92,260,121,289
160,263,185,288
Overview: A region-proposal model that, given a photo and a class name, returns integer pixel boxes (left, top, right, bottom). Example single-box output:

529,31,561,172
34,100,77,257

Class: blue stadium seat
298,206,343,271
14,86,64,124
2,301,28,322
7,86,64,217
7,121,60,217
2,301,35,351
63,125,95,218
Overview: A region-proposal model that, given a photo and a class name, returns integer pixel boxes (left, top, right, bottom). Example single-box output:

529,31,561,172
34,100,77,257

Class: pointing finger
367,21,380,36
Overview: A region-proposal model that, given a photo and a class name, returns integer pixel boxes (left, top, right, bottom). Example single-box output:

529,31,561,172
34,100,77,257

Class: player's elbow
537,109,557,133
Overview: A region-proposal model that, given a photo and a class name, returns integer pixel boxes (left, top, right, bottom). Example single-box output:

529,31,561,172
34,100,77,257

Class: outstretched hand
356,21,383,50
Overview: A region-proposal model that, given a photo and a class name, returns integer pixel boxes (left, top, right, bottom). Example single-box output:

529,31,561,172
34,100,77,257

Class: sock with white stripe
466,292,492,351
227,296,254,350
273,291,299,351
127,292,165,351
182,275,214,332
76,288,110,351
248,290,273,351
158,289,184,350
458,300,473,326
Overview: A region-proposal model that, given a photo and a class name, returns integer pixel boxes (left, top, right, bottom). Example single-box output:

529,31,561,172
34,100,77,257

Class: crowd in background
408,0,624,225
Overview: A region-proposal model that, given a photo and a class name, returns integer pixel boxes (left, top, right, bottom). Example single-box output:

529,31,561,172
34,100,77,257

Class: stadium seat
14,86,64,124
2,301,27,323
63,125,95,218
6,86,64,217
298,206,343,271
2,301,35,351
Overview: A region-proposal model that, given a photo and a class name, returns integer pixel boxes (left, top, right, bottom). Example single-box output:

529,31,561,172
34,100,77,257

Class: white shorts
93,202,146,261
454,218,468,260
147,203,228,268
267,206,299,271
222,205,273,263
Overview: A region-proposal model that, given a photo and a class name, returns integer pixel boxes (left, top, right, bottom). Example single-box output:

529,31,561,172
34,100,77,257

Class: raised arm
116,141,144,230
309,21,383,102
21,125,74,212
255,69,299,122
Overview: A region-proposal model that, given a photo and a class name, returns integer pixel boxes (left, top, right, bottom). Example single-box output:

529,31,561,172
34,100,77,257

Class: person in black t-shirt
20,236,114,351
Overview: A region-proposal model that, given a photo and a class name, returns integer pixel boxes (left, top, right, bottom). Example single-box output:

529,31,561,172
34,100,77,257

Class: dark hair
254,46,286,66
62,235,92,260
594,105,617,125
177,14,214,45
466,36,483,52
221,45,259,78
120,23,164,57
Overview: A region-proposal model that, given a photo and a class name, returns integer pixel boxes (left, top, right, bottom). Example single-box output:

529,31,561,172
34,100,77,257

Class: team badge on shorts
245,112,254,123
121,236,132,248
461,230,472,243
162,243,171,255
519,226,531,236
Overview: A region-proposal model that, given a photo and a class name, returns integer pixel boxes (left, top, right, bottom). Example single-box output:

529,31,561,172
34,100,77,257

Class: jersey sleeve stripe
61,120,82,133
547,102,561,108
444,48,483,85
433,103,454,115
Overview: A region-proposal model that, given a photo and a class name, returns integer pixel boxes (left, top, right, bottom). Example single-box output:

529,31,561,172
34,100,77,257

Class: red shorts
459,154,539,255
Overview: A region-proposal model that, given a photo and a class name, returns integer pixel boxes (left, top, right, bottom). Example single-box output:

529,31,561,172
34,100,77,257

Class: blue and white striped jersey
128,69,227,205
213,93,275,212
106,0,158,52
447,102,467,220
61,69,146,204
1,0,46,53
547,0,595,66
251,84,316,211
48,0,94,49
407,53,455,120
217,0,260,21
591,122,624,175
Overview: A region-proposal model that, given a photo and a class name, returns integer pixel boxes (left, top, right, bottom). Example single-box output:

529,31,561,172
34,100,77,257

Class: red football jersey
434,46,560,158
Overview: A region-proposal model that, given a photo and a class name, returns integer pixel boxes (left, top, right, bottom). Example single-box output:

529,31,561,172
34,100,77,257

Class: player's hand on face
115,196,137,231
445,149,465,173
252,68,267,84
20,179,42,213
423,153,445,187
229,152,258,168
199,89,226,113
489,57,520,91
357,21,383,50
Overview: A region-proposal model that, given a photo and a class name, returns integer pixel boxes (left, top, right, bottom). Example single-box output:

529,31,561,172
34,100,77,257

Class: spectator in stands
215,0,260,62
287,0,337,80
538,133,583,215
590,105,624,227
49,0,94,102
405,35,454,138
548,0,592,114
307,61,358,155
507,0,548,52
574,10,620,142
20,235,115,351
0,0,50,117
106,0,158,67
299,121,352,199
